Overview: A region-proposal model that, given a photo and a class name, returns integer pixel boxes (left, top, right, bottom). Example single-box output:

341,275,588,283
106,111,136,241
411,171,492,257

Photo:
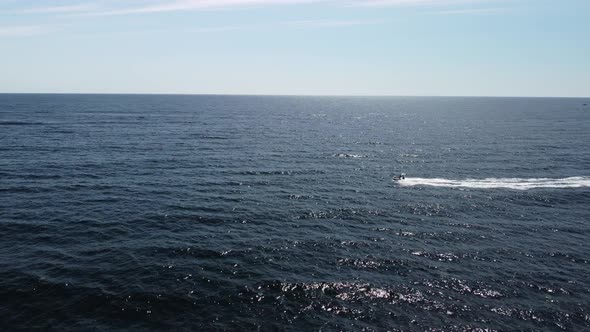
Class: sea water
1,94,589,330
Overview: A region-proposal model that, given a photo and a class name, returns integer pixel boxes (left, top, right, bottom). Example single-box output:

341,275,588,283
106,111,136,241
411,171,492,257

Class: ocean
1,94,589,331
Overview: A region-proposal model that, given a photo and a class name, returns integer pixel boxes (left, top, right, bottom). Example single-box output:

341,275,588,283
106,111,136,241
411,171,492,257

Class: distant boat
393,173,406,181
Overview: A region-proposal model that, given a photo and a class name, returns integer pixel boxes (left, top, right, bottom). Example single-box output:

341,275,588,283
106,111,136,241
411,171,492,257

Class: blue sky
0,0,589,96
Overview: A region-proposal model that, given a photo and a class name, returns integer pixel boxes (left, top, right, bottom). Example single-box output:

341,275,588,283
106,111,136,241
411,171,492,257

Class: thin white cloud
82,0,328,16
427,7,507,14
191,25,256,33
0,25,55,37
78,0,494,16
21,4,99,14
350,0,489,7
187,19,383,33
9,0,504,17
285,18,383,28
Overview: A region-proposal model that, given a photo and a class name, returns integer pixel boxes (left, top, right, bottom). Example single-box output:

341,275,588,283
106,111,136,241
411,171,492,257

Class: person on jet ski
394,173,406,180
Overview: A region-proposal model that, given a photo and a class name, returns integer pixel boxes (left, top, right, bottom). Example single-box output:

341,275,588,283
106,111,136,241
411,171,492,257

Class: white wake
397,176,590,190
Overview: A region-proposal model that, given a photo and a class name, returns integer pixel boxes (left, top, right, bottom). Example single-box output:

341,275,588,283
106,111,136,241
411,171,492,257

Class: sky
0,0,589,97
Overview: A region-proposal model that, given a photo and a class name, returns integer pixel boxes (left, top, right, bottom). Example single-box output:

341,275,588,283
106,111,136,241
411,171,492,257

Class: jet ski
393,173,406,181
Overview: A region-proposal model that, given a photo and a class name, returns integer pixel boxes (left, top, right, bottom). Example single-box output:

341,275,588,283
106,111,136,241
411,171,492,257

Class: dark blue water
1,94,589,331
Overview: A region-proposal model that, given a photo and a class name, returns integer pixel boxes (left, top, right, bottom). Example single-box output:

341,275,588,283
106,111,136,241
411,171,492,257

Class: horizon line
0,92,589,99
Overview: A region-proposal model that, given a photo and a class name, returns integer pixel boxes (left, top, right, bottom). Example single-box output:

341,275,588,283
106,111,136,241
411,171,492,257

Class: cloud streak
0,25,55,37
284,18,383,28
21,4,98,14
188,18,383,33
427,7,507,15
53,0,498,16
350,0,490,6
81,0,327,16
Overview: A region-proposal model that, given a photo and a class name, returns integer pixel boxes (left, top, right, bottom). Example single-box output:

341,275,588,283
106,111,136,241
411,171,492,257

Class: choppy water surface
1,94,589,331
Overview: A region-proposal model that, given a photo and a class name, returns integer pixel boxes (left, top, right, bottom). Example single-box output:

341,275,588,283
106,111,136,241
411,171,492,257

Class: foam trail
397,177,590,190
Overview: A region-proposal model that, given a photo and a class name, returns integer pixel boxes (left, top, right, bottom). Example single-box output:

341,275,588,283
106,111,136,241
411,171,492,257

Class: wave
0,121,44,126
397,176,590,190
